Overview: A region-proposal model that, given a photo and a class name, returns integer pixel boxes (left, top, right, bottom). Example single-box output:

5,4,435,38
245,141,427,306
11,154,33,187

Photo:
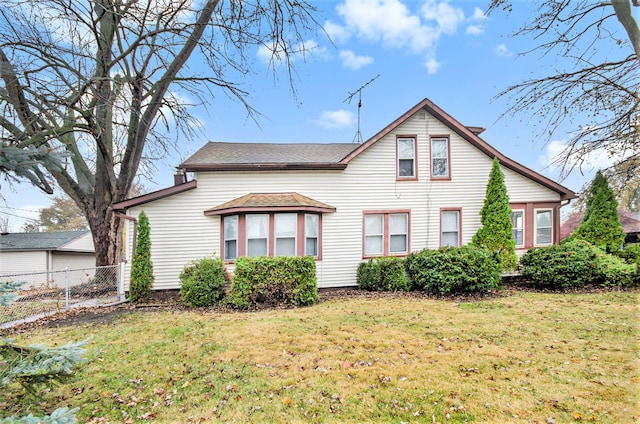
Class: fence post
65,267,70,309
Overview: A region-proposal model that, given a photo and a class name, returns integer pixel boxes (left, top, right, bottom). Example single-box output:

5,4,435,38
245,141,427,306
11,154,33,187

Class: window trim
440,208,461,247
304,213,320,257
396,135,418,181
362,210,411,258
511,209,525,248
220,212,323,262
430,135,451,180
534,208,553,246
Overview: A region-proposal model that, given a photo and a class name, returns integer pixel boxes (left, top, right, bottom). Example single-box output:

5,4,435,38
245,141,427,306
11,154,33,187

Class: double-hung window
246,214,269,256
275,213,297,256
223,215,238,260
441,209,460,247
431,137,450,179
535,209,553,246
511,210,524,247
363,212,409,257
305,214,319,257
397,137,416,179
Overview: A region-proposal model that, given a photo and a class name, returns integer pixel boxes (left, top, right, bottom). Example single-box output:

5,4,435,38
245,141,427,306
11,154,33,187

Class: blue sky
0,0,631,231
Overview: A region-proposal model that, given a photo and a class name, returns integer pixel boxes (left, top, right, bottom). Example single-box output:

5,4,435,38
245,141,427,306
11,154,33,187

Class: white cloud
420,0,464,35
493,43,512,57
324,20,351,44
541,140,627,172
333,0,466,75
466,7,486,35
425,58,441,74
339,50,374,70
315,110,355,129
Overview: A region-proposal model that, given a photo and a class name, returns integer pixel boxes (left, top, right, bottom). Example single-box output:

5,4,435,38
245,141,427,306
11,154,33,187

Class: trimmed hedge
520,240,637,289
227,256,318,309
614,243,640,285
405,246,501,295
179,257,227,307
357,257,411,291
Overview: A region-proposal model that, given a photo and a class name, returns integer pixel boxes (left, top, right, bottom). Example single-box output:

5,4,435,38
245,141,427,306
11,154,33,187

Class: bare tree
488,1,639,179
0,0,321,266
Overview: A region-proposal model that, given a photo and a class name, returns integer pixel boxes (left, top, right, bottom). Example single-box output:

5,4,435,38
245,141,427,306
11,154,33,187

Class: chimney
174,168,186,185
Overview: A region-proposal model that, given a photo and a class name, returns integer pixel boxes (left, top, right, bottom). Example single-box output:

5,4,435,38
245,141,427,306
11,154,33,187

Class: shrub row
520,240,638,289
179,256,318,309
357,246,502,295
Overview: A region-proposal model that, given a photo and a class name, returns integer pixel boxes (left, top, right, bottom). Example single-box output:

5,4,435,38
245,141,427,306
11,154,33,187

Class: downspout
114,213,138,260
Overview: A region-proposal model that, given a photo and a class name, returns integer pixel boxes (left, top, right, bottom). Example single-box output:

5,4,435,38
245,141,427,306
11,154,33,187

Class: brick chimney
174,168,186,185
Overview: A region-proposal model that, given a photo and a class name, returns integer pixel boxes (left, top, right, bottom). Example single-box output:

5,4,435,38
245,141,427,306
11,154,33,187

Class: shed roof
0,231,91,252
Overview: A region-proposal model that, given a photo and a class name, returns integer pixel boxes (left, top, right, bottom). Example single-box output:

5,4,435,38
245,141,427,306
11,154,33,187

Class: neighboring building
0,230,95,275
112,98,576,291
560,210,640,244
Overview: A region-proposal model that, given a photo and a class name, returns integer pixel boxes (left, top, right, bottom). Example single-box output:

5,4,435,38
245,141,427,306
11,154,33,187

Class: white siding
120,110,563,290
51,252,96,271
0,251,48,275
59,232,95,252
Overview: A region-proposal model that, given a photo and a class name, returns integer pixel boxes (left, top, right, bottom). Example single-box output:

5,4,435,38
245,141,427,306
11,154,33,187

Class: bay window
535,209,553,246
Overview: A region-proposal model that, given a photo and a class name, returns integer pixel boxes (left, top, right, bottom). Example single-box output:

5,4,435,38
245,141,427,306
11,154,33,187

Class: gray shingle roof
0,231,90,251
181,142,357,167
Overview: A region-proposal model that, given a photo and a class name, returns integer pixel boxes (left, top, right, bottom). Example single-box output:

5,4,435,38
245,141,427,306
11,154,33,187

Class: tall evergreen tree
129,211,154,302
569,171,626,252
471,158,518,271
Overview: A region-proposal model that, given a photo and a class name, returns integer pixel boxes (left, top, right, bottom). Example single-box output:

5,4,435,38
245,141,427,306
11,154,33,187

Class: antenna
344,74,380,143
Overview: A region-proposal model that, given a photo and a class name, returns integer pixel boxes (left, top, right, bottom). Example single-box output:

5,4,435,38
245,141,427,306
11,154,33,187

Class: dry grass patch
2,291,638,423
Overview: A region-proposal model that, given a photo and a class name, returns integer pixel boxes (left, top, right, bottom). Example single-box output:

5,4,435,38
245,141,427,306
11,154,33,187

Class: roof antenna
344,74,380,143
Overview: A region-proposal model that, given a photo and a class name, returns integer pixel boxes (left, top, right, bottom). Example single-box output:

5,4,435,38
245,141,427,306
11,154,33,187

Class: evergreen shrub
357,257,411,291
520,240,598,288
405,246,501,294
179,257,226,307
614,243,640,285
227,256,318,309
129,211,154,302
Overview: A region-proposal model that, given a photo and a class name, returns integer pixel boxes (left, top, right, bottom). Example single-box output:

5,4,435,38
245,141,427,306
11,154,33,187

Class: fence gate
0,265,122,327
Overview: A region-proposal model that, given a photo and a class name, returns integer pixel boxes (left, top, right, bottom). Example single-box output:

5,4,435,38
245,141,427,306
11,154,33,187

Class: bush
594,252,636,287
227,256,318,309
357,257,411,291
614,243,640,285
405,246,501,295
179,257,227,307
520,240,598,289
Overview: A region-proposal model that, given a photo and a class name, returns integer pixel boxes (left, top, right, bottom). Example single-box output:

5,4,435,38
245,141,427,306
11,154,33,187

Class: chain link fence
0,265,123,327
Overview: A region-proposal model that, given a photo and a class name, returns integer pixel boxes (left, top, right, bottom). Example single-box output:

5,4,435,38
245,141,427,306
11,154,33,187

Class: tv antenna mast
344,74,380,143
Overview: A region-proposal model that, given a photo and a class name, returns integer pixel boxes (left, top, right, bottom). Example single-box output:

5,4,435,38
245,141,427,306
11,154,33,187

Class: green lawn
2,290,638,423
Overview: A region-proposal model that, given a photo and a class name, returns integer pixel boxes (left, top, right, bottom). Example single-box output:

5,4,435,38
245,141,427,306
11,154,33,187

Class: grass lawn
2,290,638,423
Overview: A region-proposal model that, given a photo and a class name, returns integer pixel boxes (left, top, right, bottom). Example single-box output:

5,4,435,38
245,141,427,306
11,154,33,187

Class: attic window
430,136,450,179
397,137,417,180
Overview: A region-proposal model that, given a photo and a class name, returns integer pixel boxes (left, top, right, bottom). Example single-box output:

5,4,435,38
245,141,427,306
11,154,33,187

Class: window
535,209,553,246
389,213,408,253
364,214,384,256
441,209,460,247
363,212,410,257
305,214,319,257
511,210,524,247
223,215,238,260
275,213,297,256
431,137,449,178
246,214,269,256
397,137,416,179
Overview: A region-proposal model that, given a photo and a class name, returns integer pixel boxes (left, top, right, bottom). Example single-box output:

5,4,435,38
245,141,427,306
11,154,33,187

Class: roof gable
342,98,576,200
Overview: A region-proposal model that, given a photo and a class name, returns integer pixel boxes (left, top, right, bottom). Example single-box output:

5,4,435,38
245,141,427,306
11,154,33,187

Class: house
561,210,640,244
0,230,95,275
112,98,576,291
